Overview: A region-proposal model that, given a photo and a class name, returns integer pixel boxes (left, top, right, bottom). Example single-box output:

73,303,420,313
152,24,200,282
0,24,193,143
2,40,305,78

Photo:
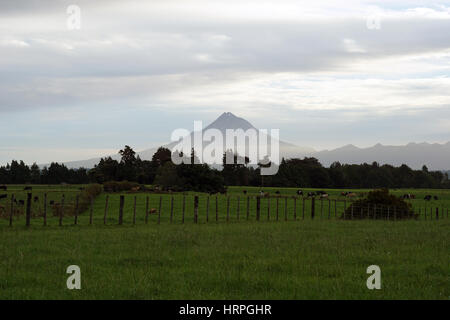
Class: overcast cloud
1,0,450,164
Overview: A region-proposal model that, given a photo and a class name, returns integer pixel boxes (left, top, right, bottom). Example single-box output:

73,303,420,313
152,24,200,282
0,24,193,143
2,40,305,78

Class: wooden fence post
215,196,219,222
293,197,297,220
435,207,439,220
246,196,250,220
303,197,306,220
89,197,94,225
194,195,199,224
320,199,323,219
237,196,240,221
158,196,162,224
104,195,109,225
256,196,261,221
226,196,230,222
334,200,337,218
276,197,279,221
133,196,137,225
170,196,174,223
206,196,210,222
182,195,186,224
9,194,14,227
328,199,331,219
118,195,125,225
59,194,65,226
43,193,47,226
344,200,347,218
25,193,32,227
311,197,315,219
145,196,149,224
284,197,288,221
74,195,79,225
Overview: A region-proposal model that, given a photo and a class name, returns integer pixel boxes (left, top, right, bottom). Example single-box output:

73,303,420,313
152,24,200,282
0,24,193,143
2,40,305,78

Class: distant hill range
61,112,450,171
312,142,450,171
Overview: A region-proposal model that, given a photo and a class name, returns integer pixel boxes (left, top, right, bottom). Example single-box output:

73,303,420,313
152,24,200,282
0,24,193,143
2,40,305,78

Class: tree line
1,145,449,190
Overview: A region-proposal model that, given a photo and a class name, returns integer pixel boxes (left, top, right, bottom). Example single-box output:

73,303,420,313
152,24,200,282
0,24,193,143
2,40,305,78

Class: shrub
51,184,103,217
343,188,417,220
103,181,139,192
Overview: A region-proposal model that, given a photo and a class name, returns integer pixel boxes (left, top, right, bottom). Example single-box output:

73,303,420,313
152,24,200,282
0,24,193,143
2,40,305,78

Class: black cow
424,195,432,201
24,186,32,191
0,194,7,200
34,196,39,202
297,190,303,196
307,192,315,197
0,186,7,191
49,200,55,205
243,190,247,195
275,191,281,195
434,196,439,200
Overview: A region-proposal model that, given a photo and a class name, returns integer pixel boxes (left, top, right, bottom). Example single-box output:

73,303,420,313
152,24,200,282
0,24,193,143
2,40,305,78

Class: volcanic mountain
63,112,315,168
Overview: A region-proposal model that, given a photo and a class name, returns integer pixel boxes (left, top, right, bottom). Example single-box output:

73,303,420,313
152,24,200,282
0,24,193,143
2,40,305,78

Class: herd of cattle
0,185,443,203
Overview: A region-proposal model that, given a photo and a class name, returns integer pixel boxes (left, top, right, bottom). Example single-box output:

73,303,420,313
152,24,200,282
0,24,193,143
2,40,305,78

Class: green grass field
0,185,449,299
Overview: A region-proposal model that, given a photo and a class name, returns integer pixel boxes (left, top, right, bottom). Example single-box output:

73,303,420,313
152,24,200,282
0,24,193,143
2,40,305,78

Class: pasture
0,185,448,299
0,185,449,227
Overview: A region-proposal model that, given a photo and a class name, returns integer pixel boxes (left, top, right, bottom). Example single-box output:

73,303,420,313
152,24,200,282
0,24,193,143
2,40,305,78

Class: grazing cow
346,192,357,198
0,194,7,200
0,186,7,191
341,191,348,196
434,196,439,200
131,186,140,192
24,186,32,191
307,192,315,197
275,191,280,195
149,208,157,214
49,200,55,205
33,196,39,202
243,190,247,195
0,205,5,213
424,195,432,201
297,190,303,196
320,193,329,199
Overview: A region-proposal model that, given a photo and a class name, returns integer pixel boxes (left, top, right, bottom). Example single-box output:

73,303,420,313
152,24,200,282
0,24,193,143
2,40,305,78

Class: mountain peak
205,112,256,132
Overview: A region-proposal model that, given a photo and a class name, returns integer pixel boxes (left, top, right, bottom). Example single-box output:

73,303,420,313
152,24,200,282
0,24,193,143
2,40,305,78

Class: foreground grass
0,220,448,300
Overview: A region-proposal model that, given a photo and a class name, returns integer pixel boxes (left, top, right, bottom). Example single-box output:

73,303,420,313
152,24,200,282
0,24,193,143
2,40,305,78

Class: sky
1,0,450,165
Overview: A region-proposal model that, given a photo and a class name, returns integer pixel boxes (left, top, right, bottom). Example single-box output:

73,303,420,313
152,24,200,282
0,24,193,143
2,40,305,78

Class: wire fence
1,192,448,227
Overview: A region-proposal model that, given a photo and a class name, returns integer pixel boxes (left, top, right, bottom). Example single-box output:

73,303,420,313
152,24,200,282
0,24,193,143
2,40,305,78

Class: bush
103,181,139,192
51,184,103,217
343,189,417,220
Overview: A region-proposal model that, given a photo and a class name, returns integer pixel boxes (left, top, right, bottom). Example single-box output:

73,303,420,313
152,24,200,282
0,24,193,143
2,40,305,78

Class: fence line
0,193,448,227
